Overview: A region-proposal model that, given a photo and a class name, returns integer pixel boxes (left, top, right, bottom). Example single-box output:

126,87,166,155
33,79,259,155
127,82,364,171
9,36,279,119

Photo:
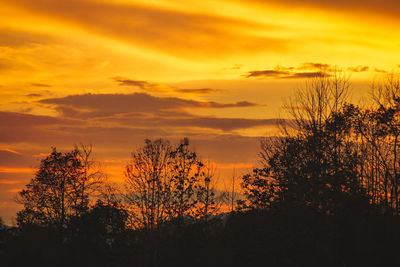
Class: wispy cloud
26,93,43,98
238,0,400,19
113,77,219,95
30,83,51,87
245,62,335,78
347,66,369,72
8,0,289,59
40,92,259,118
374,68,388,73
245,62,372,79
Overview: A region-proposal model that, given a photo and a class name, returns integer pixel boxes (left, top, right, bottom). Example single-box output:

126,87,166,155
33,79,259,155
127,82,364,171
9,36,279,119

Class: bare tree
281,70,350,135
73,144,105,215
240,71,371,213
355,73,400,213
123,138,217,228
123,139,172,230
166,138,211,222
195,160,218,219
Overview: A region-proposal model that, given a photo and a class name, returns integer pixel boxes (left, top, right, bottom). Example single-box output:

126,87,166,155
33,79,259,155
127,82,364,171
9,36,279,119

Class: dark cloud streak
347,66,369,72
245,62,333,79
113,77,218,95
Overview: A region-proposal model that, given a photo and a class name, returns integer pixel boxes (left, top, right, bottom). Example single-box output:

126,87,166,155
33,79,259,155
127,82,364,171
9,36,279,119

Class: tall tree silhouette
124,138,216,229
16,147,103,228
354,74,400,213
167,138,206,221
241,72,368,213
124,139,172,230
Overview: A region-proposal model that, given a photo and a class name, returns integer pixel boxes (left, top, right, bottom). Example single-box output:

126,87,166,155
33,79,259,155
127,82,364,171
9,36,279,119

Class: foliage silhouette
16,146,104,229
123,138,218,229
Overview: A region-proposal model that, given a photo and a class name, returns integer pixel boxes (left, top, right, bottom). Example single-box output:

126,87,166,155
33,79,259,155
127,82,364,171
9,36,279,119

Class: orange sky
1,0,400,224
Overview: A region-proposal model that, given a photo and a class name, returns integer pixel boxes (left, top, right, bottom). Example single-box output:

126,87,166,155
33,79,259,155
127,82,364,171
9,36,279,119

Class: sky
1,0,400,224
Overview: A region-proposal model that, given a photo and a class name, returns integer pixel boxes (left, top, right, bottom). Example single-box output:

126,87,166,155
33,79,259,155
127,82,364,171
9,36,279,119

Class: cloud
114,78,152,89
0,179,21,185
26,93,43,98
0,150,28,168
245,62,334,79
240,0,400,19
0,111,79,143
0,59,19,71
0,92,275,133
374,68,388,73
224,64,243,70
8,0,290,59
0,111,66,127
40,93,258,119
36,93,282,132
0,109,279,150
298,62,332,70
98,114,281,131
0,28,55,48
113,77,218,95
173,88,217,95
284,72,331,78
347,66,369,72
245,70,291,78
30,83,51,87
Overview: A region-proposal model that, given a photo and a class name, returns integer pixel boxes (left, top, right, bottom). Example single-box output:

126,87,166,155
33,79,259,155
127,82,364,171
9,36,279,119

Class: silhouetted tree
68,199,128,246
195,161,218,220
241,73,368,213
239,168,278,210
282,71,349,134
167,138,206,222
124,138,216,229
354,74,400,213
74,144,104,214
124,139,172,230
16,146,104,228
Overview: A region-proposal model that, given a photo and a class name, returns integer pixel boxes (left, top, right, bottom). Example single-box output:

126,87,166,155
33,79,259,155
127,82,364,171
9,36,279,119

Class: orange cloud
245,63,335,79
6,0,290,59
0,167,34,173
0,179,21,185
238,0,400,21
347,66,369,72
113,77,219,95
0,148,21,155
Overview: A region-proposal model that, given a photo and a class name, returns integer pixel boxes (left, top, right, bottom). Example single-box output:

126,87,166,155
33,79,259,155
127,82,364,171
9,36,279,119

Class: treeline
2,74,400,266
14,139,219,231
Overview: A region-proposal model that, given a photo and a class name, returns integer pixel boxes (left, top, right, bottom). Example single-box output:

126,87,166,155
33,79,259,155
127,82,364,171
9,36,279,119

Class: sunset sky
1,0,400,224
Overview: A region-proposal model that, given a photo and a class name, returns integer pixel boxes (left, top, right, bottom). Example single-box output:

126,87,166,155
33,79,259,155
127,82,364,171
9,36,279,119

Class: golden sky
1,0,400,224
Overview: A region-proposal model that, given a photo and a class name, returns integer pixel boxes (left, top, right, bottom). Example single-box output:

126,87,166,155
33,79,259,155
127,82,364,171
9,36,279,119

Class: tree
195,161,218,220
123,138,216,229
67,200,128,246
167,138,206,221
74,144,105,215
354,74,400,213
241,73,368,214
16,146,103,228
124,139,172,230
282,70,349,135
239,168,278,210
